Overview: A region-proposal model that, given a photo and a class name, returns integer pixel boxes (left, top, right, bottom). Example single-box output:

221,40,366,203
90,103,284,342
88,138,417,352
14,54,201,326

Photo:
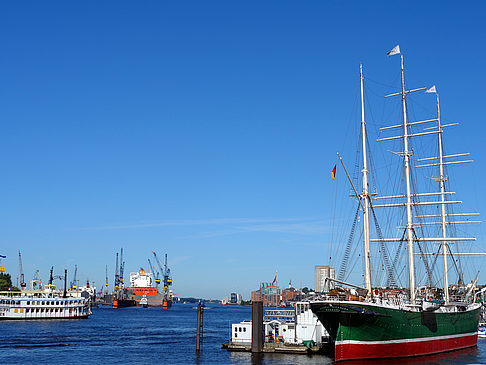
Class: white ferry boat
0,288,92,320
230,302,328,346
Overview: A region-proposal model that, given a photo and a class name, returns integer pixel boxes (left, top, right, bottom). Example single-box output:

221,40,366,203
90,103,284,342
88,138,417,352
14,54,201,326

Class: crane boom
18,250,26,290
152,251,172,291
70,264,78,290
151,251,164,277
114,253,119,290
104,264,109,295
147,258,160,286
119,248,125,287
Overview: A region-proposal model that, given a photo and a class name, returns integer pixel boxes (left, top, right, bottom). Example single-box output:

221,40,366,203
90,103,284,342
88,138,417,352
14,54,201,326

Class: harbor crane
147,258,160,286
0,254,5,272
119,248,125,287
30,269,42,290
114,252,119,290
104,265,109,295
18,250,26,290
114,248,125,291
152,251,173,308
48,266,65,285
70,264,78,290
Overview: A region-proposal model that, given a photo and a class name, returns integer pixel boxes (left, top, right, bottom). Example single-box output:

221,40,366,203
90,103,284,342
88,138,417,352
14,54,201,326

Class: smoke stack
63,269,68,298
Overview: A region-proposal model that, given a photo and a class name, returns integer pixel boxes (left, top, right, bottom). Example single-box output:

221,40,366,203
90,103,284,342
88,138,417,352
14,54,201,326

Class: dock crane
152,251,173,308
119,248,125,288
0,254,5,272
114,252,119,290
70,264,78,290
147,258,160,286
104,265,109,295
18,250,26,290
113,248,131,308
47,266,67,295
30,269,42,290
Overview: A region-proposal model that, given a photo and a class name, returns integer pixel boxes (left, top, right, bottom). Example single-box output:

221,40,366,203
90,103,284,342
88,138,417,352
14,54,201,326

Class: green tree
0,273,20,291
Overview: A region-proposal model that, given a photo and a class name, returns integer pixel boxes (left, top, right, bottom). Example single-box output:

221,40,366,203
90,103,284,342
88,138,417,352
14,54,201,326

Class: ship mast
398,53,417,304
434,91,450,304
360,64,372,296
373,47,480,306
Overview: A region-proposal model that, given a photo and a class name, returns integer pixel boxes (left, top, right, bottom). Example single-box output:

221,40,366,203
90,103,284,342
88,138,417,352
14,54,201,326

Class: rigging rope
337,203,361,282
370,203,397,287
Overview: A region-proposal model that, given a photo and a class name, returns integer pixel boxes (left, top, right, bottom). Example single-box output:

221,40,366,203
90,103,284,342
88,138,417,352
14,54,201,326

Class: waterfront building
314,265,336,293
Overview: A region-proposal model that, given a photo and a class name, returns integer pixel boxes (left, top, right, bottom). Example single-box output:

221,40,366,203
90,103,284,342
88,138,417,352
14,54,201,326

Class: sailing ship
310,46,483,361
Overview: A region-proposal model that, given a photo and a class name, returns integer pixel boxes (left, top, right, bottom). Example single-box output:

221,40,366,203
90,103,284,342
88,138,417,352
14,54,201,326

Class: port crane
104,265,109,295
113,248,127,305
114,252,119,290
147,258,160,286
30,269,42,290
48,266,65,285
0,254,5,272
152,251,172,308
119,248,125,288
70,264,78,290
18,250,26,290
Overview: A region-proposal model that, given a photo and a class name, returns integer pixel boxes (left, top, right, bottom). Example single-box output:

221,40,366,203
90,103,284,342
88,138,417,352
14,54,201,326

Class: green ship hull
311,300,481,361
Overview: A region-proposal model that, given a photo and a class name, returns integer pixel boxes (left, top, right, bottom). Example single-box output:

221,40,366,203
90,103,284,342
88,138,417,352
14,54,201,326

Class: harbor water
1,303,485,364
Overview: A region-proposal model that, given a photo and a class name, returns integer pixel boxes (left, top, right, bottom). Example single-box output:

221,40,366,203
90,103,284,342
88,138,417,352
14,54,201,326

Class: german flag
331,165,336,180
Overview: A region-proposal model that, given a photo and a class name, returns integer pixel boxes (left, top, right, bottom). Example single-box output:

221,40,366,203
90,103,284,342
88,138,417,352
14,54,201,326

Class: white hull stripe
335,331,477,346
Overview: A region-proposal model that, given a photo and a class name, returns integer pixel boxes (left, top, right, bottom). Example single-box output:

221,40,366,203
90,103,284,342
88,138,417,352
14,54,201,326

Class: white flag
425,85,437,94
387,45,401,56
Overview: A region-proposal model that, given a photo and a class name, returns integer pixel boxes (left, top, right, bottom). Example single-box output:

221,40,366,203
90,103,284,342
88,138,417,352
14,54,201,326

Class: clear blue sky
0,1,484,299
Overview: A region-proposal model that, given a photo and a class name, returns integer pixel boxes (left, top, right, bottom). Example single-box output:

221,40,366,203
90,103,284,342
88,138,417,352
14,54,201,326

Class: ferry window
239,327,242,332
235,333,238,338
243,328,246,332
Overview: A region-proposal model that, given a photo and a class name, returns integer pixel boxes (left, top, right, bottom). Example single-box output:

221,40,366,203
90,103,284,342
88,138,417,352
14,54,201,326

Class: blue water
1,303,485,364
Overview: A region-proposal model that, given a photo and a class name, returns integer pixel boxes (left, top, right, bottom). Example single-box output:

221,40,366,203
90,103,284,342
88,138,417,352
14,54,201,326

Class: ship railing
264,309,295,323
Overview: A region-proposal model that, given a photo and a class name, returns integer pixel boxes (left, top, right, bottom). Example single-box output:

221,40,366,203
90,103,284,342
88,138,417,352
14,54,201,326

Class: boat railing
264,309,295,323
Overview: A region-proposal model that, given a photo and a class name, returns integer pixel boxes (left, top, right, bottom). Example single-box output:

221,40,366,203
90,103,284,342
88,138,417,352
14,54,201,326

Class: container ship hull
310,301,480,362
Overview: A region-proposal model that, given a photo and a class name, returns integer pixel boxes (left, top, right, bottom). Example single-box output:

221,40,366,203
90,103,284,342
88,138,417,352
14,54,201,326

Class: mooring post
251,300,263,353
196,300,203,352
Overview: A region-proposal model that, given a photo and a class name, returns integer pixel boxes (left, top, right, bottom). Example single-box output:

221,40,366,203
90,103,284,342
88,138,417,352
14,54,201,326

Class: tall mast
435,91,450,304
360,64,372,296
400,54,416,304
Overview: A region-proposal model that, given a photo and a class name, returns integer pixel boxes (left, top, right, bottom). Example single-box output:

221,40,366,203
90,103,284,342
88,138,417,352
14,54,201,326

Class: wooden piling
196,301,203,352
251,300,263,353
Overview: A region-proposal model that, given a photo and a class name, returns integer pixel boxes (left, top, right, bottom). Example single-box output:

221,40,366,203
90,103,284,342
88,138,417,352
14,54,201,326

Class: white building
314,265,336,292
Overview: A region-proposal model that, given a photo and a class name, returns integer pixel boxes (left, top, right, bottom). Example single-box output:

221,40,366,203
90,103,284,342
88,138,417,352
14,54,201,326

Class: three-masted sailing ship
310,45,483,362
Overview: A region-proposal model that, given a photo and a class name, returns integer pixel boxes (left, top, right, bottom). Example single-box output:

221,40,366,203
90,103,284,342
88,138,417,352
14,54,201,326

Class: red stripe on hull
336,333,477,362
